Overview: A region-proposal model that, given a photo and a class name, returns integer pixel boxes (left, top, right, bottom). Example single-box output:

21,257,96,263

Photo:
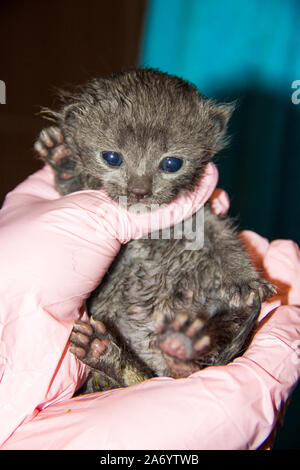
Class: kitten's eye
102,151,123,167
160,157,183,173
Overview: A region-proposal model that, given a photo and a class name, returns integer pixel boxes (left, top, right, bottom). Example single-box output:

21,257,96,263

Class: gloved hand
0,162,222,446
2,164,299,450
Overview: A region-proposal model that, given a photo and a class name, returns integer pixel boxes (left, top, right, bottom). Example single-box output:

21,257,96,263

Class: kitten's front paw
69,317,110,368
34,126,81,193
34,127,71,175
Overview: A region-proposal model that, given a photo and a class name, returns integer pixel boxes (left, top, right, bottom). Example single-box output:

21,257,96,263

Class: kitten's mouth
126,197,153,212
127,195,151,205
114,192,176,209
115,193,156,208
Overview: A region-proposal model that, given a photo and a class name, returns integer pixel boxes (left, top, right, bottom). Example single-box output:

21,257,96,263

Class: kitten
35,68,274,391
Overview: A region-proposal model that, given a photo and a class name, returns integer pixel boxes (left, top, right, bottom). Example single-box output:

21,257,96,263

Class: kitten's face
58,70,232,206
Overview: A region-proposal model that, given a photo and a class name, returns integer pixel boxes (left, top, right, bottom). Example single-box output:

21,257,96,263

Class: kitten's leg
156,209,276,369
156,281,271,369
34,126,82,194
70,316,154,391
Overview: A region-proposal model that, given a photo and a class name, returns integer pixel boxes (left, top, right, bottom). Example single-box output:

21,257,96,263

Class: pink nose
128,188,152,200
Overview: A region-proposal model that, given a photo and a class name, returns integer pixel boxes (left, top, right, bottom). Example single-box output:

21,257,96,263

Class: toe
154,311,166,333
172,313,188,331
51,144,69,163
69,345,86,359
185,318,204,337
73,320,94,336
193,335,211,352
70,331,90,346
91,338,109,355
40,129,54,147
34,140,48,157
48,126,64,143
90,317,107,335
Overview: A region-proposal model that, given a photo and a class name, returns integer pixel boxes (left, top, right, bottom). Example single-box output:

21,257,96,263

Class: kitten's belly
88,225,203,378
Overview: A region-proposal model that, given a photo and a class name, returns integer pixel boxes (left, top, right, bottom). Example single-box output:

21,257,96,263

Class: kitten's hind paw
69,317,110,368
156,277,276,373
157,313,211,361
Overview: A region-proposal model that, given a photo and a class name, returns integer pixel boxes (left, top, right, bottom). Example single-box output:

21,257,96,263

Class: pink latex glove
2,233,299,451
0,162,222,447
1,164,299,450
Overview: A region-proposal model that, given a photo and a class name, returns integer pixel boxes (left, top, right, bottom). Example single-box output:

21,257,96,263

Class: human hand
2,230,299,450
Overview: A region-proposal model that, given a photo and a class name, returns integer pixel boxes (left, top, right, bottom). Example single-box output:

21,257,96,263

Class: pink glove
2,301,300,450
2,164,299,450
0,162,221,447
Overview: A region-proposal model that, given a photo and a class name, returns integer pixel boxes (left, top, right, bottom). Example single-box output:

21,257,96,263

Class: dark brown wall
0,0,146,205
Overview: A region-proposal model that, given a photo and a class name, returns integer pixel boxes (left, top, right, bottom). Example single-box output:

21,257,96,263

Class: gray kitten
35,69,274,392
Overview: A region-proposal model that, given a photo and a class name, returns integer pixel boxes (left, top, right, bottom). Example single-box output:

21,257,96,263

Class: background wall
0,0,146,205
141,0,300,450
141,0,300,248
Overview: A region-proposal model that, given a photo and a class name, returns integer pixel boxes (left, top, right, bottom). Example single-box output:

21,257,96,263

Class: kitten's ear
210,101,236,135
57,87,95,123
207,101,236,153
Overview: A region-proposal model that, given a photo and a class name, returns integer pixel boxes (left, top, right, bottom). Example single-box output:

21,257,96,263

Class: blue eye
102,151,123,167
160,157,183,173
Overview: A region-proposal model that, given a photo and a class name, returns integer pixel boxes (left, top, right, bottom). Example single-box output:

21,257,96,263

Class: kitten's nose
128,188,152,201
128,176,152,201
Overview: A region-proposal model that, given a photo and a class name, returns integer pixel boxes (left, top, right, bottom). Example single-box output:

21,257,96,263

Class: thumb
0,188,121,318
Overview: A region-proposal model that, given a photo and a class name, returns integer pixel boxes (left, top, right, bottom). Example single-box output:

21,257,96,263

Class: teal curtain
140,0,300,450
140,0,300,246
